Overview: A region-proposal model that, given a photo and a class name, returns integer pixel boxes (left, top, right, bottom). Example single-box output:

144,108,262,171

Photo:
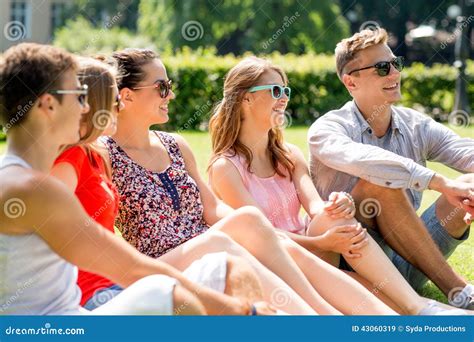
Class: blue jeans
83,284,123,310
340,202,470,290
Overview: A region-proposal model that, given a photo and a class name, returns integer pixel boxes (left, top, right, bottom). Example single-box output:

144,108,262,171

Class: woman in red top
52,57,124,308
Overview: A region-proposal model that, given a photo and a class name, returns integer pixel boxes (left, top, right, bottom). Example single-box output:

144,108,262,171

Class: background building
0,0,70,51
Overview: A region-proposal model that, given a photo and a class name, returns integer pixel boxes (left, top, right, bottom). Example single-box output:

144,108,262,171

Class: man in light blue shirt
308,28,474,309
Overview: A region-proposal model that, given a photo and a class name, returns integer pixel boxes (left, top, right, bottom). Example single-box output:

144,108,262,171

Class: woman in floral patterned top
104,48,409,315
104,131,208,258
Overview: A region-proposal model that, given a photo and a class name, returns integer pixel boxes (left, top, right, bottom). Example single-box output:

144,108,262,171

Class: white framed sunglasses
49,84,88,106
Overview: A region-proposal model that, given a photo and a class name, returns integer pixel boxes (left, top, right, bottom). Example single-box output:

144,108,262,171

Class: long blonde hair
208,56,295,179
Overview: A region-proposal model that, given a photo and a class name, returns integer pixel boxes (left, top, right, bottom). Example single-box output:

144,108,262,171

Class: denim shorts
83,284,124,311
340,202,470,290
82,252,228,311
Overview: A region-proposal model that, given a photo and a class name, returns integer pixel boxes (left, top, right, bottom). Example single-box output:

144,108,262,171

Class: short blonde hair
335,28,388,79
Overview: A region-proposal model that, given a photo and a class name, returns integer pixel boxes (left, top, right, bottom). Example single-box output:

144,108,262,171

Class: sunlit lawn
0,124,472,302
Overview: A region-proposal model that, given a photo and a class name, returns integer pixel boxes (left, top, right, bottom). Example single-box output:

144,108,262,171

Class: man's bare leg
351,179,467,296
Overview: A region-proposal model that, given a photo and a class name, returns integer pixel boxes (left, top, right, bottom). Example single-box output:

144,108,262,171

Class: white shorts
182,251,227,293
77,252,228,315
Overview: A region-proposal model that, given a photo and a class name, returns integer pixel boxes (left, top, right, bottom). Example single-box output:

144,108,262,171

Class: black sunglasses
347,56,404,77
132,79,173,98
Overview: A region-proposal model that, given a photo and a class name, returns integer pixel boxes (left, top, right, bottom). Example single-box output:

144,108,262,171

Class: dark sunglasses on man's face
347,56,404,77
132,79,173,98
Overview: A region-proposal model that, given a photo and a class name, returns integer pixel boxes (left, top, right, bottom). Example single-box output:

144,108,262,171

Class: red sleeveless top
55,146,119,305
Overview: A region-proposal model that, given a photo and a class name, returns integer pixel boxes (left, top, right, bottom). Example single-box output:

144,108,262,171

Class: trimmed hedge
162,51,473,131
1,50,472,138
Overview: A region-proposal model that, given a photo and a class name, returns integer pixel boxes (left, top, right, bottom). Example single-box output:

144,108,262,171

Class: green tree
53,16,155,55
138,0,350,55
339,0,465,58
68,0,140,30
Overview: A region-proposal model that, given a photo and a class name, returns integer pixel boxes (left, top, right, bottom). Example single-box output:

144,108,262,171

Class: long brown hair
69,56,118,179
208,56,295,179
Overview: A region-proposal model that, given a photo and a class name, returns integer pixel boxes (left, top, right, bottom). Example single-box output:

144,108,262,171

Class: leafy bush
162,51,473,131
2,42,472,137
53,17,156,55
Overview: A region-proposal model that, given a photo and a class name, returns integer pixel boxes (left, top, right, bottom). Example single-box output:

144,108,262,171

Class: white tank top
0,154,82,315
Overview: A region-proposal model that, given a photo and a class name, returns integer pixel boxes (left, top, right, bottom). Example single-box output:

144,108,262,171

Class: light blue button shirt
308,101,474,209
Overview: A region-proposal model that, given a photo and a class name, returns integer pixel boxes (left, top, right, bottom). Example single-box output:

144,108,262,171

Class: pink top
223,153,306,235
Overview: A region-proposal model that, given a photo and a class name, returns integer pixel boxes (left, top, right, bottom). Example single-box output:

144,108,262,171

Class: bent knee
233,206,269,224
231,206,277,238
307,211,355,236
207,231,237,250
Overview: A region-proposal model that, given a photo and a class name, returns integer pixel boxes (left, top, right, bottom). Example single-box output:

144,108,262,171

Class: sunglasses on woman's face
248,84,291,100
49,84,89,106
347,56,404,77
132,79,173,98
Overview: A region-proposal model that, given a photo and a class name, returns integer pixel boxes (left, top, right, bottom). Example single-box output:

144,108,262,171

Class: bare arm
290,144,355,220
208,152,338,252
50,162,78,192
288,143,325,218
172,134,234,226
308,119,435,192
0,169,248,315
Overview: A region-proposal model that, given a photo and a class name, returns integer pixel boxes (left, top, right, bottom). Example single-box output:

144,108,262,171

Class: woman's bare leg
212,207,343,314
343,271,403,314
212,206,400,314
308,211,427,314
158,230,316,314
278,236,396,315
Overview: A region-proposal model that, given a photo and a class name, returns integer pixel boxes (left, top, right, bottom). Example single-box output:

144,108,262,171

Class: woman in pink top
208,56,467,315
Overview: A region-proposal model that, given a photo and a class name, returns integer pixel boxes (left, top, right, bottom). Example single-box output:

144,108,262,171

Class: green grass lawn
0,124,472,302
